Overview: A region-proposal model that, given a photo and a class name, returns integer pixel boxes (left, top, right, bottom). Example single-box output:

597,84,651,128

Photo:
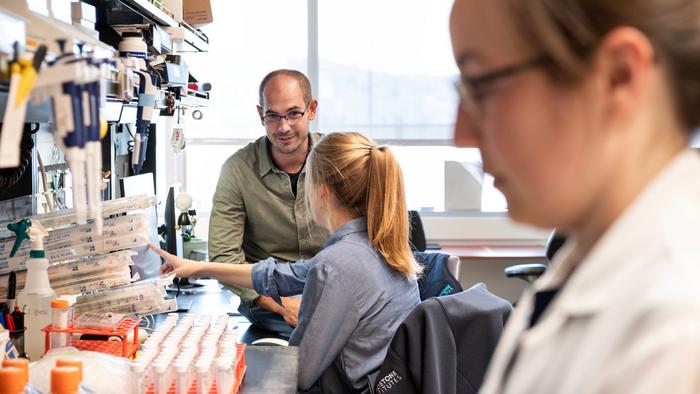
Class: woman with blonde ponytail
151,132,420,393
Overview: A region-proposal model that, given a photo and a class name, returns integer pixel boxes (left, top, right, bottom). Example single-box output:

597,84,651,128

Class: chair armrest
504,263,547,283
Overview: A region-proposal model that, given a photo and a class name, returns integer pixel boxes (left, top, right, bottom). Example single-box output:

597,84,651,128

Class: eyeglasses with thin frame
455,55,550,122
261,101,311,126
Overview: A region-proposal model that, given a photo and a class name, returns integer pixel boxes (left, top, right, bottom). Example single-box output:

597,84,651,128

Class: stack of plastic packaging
74,274,177,316
0,194,159,319
0,250,135,299
132,314,239,394
0,214,151,273
0,194,156,232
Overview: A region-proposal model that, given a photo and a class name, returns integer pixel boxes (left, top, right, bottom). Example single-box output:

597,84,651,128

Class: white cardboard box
71,1,96,23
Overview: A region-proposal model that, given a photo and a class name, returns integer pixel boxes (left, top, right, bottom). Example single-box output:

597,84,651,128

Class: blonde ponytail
366,146,421,278
306,132,421,279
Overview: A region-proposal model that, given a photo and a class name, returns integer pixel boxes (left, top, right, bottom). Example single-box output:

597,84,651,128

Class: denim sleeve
251,257,313,304
289,262,360,390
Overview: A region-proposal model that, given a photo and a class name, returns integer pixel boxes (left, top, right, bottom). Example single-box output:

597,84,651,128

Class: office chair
504,230,566,283
409,210,427,252
410,210,462,291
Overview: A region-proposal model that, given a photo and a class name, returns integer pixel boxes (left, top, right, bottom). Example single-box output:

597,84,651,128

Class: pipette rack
42,317,141,358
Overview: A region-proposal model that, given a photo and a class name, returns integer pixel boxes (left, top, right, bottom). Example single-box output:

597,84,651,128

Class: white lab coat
480,150,700,394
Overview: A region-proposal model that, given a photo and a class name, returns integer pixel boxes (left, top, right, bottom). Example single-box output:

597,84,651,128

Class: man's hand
150,243,201,277
281,297,301,327
255,295,285,315
254,295,301,327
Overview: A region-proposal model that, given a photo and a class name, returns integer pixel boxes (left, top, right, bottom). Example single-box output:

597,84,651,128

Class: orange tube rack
42,317,141,358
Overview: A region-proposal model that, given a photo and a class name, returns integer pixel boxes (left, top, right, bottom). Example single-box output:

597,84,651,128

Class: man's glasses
455,55,550,123
261,101,311,126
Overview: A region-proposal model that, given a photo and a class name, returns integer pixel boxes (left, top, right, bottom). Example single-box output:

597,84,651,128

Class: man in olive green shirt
208,70,330,336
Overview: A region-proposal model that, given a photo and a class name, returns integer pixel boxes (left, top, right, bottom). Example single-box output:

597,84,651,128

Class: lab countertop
241,346,299,394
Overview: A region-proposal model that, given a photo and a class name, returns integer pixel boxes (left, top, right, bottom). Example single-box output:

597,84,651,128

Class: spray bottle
8,219,57,360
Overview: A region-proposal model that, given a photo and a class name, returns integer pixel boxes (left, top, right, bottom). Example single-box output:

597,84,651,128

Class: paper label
54,93,75,132
82,90,91,127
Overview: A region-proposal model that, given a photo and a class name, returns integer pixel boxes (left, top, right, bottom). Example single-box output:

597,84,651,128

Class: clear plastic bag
29,348,131,394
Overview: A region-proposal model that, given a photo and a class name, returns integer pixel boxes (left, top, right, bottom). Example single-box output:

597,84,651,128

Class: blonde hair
507,0,700,131
306,132,421,279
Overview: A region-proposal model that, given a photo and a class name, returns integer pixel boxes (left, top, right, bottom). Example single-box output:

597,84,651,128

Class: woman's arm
149,243,254,289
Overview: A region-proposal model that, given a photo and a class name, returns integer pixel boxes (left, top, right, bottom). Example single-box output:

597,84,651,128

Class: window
185,0,307,141
184,0,307,215
317,0,505,213
318,0,457,142
185,0,508,220
392,146,507,213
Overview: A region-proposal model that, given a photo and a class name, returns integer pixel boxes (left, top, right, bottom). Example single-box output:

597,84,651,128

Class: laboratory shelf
119,0,178,27
42,317,141,358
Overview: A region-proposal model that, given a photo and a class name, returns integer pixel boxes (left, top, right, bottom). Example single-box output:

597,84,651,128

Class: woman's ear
594,27,654,129
318,183,331,208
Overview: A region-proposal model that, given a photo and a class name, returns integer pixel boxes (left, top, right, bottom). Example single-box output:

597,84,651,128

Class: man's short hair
258,69,313,107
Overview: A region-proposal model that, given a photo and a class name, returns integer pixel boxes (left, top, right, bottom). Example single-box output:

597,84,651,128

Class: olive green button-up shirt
207,133,330,305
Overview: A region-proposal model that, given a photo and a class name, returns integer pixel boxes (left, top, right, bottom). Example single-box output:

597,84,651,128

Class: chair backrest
371,283,512,394
414,252,463,300
409,210,427,252
447,255,461,282
545,230,567,261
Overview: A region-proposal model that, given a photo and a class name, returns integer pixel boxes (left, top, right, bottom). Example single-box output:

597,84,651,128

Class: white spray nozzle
27,219,49,253
7,219,49,258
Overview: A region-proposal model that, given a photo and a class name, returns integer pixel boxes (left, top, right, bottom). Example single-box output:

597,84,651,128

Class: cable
0,124,34,189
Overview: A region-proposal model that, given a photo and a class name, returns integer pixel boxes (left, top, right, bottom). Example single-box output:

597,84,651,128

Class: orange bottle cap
56,359,83,380
51,299,70,309
1,358,28,385
0,367,25,394
51,366,80,394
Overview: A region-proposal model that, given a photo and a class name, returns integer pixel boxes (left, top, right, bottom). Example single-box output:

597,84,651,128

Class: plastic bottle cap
215,357,229,369
195,362,208,374
51,366,80,394
51,299,70,309
131,362,145,373
58,295,77,305
0,367,25,394
1,358,29,385
56,359,83,380
152,362,167,374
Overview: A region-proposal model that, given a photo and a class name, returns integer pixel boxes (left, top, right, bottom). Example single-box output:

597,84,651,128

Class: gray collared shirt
208,133,330,305
252,217,420,392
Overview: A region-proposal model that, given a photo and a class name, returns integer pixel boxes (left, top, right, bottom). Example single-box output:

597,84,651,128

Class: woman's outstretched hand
149,243,201,277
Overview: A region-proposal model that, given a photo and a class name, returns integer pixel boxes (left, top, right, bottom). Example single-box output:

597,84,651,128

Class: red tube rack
42,317,141,359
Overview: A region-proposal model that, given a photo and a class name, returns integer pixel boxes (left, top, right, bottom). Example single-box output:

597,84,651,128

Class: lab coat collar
258,132,322,178
533,150,700,317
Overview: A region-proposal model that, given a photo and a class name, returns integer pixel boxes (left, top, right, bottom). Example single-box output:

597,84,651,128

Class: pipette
132,70,157,172
82,49,104,235
0,44,46,168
